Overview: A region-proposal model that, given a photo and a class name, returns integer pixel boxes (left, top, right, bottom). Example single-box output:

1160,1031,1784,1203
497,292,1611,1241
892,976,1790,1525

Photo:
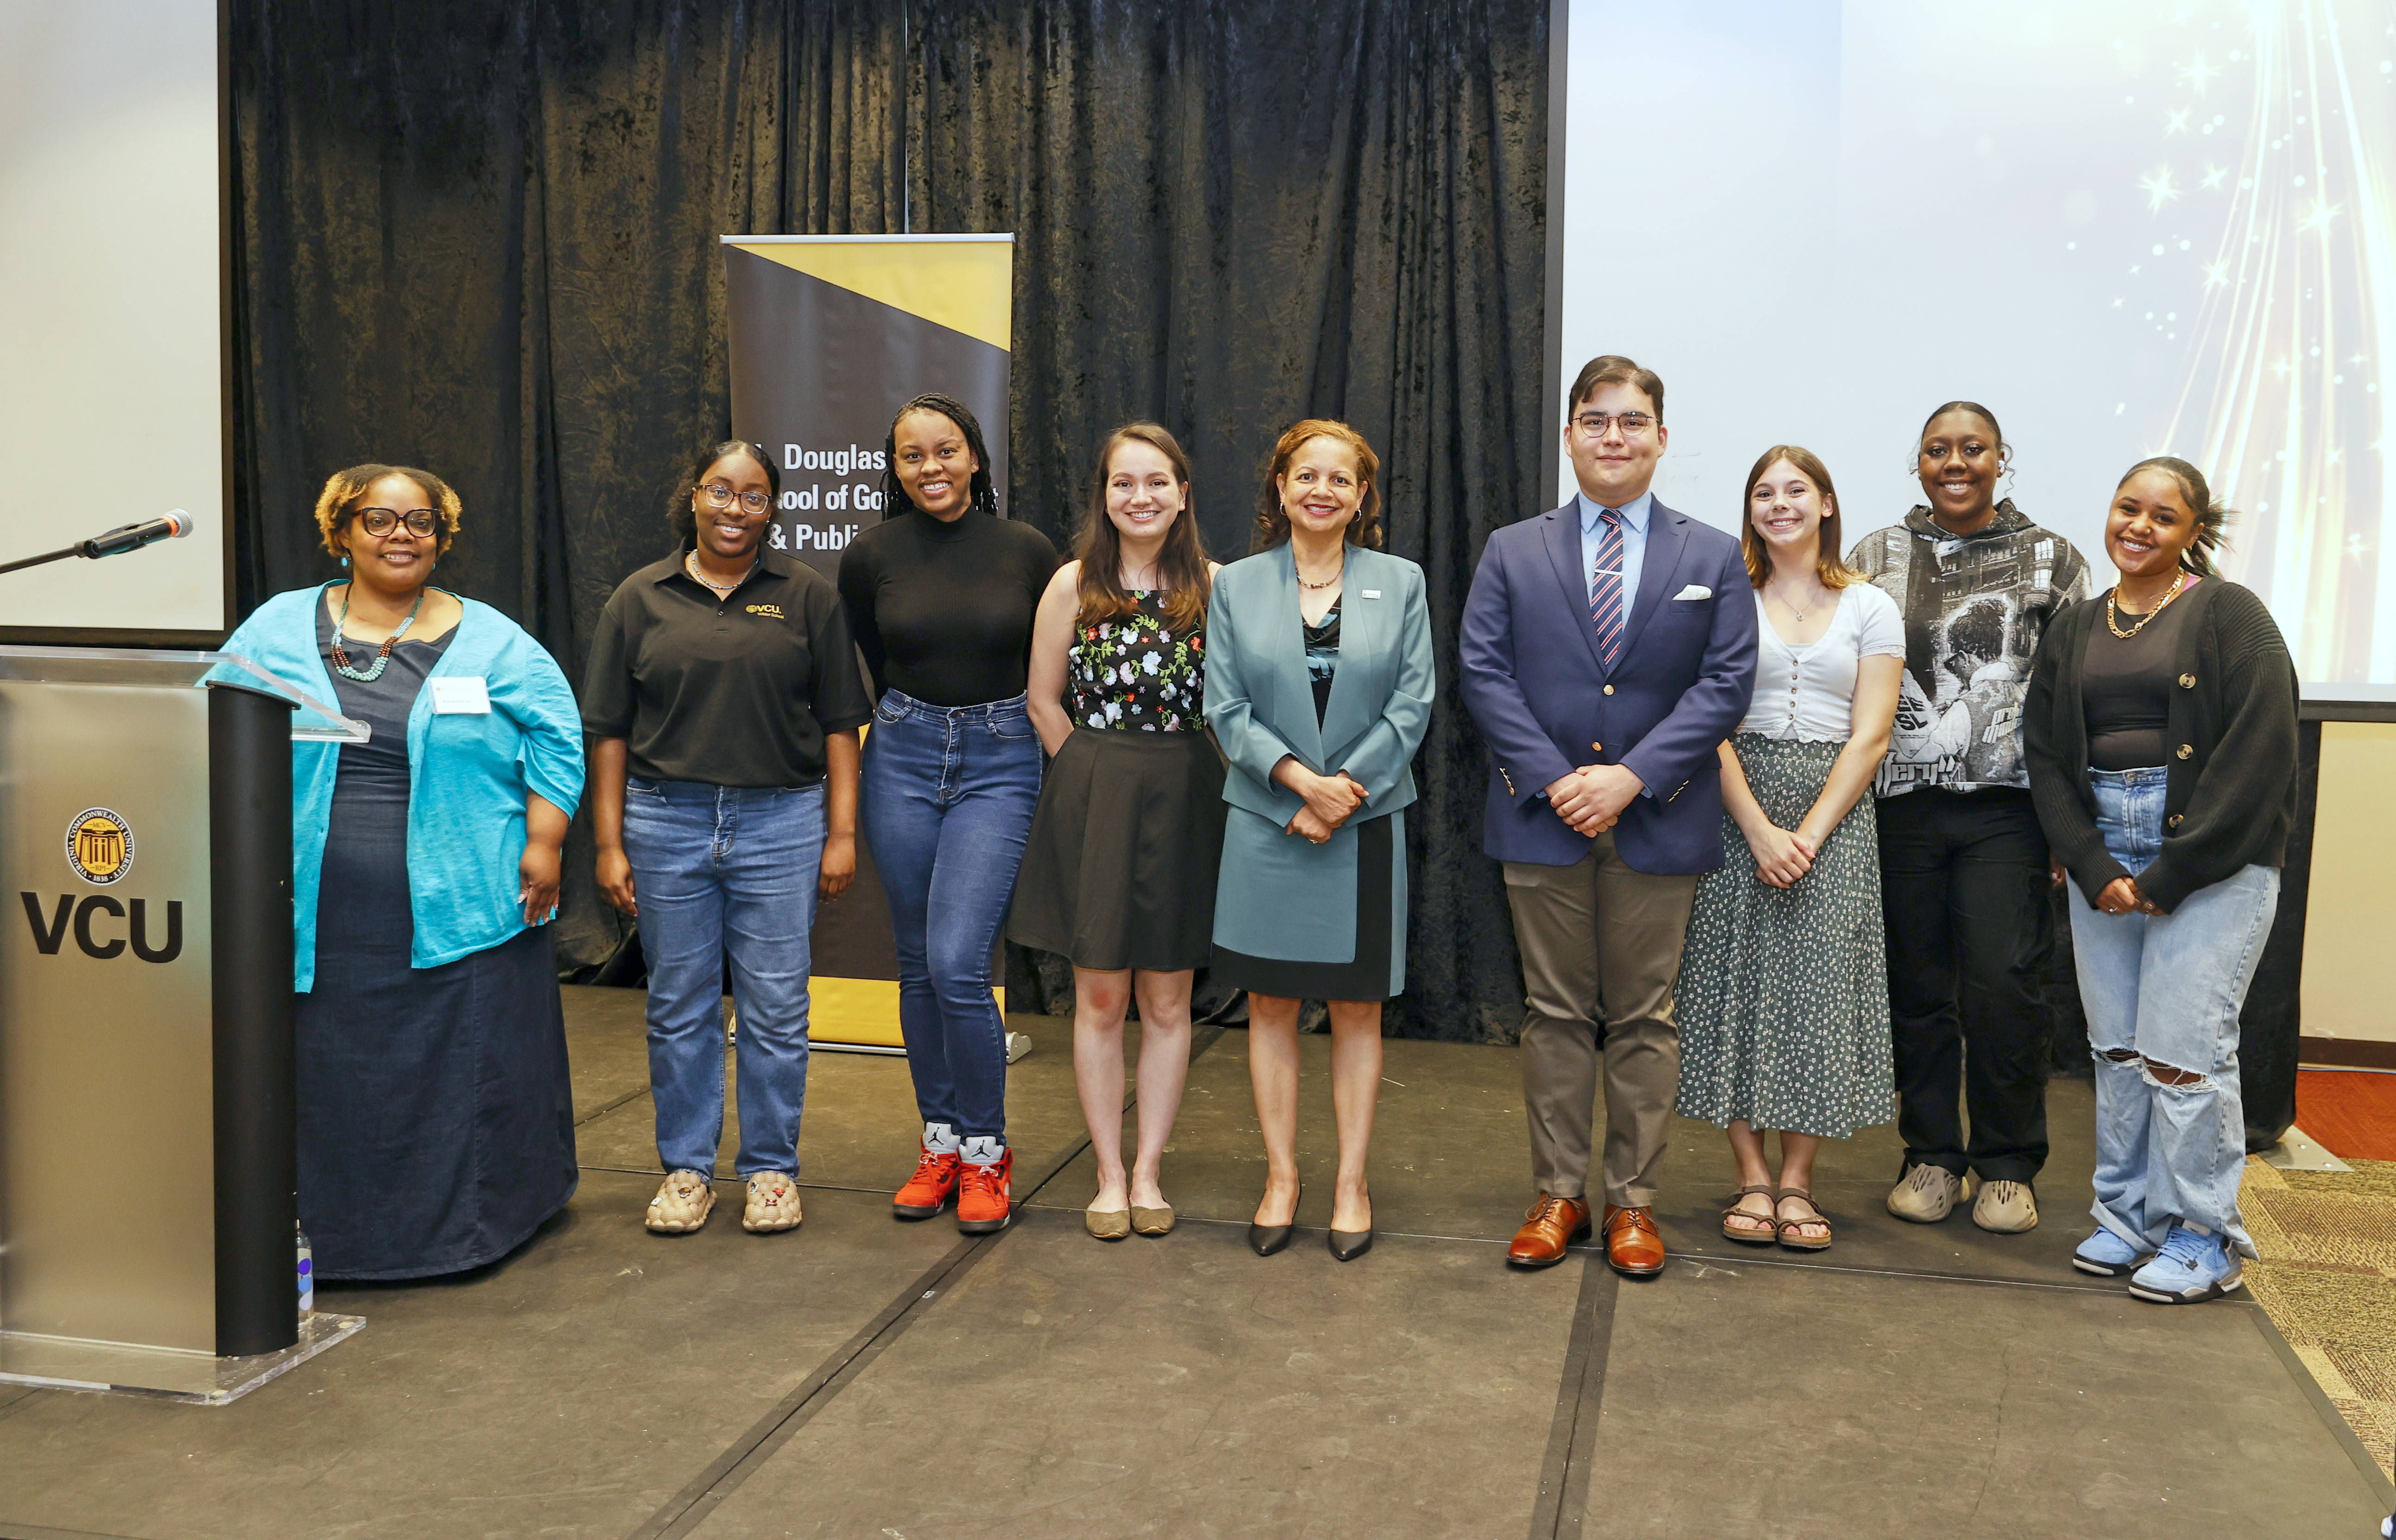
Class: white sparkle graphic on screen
2161,0,2396,681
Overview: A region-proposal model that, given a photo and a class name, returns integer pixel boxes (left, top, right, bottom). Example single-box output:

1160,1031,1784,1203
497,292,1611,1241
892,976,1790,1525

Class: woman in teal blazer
1205,420,1434,1262
217,463,584,1281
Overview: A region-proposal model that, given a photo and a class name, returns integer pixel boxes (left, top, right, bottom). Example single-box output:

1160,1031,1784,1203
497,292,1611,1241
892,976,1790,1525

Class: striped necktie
1589,507,1625,668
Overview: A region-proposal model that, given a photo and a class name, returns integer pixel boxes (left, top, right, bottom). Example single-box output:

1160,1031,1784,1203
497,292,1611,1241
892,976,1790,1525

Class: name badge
430,676,492,715
1362,589,1382,600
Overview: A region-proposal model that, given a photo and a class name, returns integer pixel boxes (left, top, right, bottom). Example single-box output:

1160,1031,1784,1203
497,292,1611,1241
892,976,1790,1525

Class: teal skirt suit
1203,543,1434,1000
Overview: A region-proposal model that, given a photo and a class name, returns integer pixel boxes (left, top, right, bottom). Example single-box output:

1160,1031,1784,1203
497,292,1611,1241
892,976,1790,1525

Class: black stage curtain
226,0,1549,1041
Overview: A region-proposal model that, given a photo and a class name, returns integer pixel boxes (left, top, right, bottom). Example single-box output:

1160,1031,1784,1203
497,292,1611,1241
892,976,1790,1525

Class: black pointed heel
1328,1192,1373,1262
1248,1183,1301,1256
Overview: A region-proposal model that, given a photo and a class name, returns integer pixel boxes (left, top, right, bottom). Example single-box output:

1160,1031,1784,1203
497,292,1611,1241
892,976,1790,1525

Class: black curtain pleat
228,0,907,968
226,0,1548,1040
906,0,1547,1039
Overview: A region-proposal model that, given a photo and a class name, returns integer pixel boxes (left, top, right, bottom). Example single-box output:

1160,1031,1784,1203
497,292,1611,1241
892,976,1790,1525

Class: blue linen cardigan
217,585,585,991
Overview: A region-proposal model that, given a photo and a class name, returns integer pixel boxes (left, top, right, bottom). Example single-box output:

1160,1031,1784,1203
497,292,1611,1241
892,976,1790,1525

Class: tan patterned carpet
2242,1155,2396,1479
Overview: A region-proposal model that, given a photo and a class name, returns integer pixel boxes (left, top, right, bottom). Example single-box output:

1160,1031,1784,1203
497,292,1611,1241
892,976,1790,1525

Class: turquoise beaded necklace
330,581,427,683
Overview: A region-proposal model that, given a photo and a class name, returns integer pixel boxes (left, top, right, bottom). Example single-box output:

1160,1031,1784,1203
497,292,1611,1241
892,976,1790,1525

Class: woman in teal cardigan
1205,420,1434,1262
218,464,584,1280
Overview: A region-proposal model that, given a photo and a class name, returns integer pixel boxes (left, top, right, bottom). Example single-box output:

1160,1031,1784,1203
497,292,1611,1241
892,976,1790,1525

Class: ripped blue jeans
2066,768,2277,1257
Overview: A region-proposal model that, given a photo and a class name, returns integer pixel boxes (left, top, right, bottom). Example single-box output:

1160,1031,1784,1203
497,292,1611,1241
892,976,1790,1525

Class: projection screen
0,0,229,643
1553,0,2396,701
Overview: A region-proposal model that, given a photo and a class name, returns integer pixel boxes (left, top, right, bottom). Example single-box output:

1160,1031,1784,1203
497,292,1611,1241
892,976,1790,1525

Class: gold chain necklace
2105,570,2188,639
1296,553,1345,591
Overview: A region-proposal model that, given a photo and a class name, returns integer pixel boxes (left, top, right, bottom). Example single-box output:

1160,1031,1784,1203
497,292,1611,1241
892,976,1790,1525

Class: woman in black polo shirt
585,439,875,1237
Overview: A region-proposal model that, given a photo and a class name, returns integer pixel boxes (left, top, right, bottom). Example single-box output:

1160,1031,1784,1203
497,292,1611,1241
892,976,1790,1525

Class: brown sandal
1775,1188,1833,1251
1721,1183,1778,1245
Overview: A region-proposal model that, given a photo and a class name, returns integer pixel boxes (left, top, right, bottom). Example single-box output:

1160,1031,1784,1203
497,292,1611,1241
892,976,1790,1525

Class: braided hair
880,393,999,518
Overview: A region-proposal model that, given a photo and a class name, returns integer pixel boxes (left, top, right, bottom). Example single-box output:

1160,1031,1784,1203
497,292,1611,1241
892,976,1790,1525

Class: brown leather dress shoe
1507,1192,1593,1268
1601,1204,1667,1277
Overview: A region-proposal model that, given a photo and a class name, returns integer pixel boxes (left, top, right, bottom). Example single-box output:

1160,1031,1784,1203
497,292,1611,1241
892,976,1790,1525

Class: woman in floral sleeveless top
1011,423,1224,1242
1067,594,1205,732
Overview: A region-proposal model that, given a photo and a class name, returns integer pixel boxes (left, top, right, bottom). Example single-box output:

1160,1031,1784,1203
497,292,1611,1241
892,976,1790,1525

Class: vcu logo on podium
22,807,181,964
66,808,133,885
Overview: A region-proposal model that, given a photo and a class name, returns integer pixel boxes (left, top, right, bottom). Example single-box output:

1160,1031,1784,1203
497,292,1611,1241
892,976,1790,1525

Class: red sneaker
956,1148,1013,1234
893,1142,961,1220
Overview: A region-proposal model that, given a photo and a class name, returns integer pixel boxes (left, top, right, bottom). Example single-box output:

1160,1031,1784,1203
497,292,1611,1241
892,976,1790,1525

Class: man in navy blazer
1458,355,1757,1276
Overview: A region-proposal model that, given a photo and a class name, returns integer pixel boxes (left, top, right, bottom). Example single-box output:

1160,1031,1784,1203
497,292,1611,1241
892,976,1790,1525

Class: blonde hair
312,464,462,558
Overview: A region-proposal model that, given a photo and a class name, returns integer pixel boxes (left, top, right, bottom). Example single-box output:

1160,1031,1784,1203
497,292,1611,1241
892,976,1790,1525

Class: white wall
0,0,225,636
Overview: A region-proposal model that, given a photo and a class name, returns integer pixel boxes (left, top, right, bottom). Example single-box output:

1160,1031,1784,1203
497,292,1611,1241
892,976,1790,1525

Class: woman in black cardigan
2023,456,2297,1306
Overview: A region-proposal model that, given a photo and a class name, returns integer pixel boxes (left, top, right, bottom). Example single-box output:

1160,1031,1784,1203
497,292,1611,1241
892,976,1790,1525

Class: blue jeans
2066,768,2277,1256
861,688,1043,1142
623,779,824,1177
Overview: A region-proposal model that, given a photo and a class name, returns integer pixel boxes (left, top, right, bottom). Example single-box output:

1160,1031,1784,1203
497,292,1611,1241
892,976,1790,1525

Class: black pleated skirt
1009,728,1228,972
1210,812,1396,1003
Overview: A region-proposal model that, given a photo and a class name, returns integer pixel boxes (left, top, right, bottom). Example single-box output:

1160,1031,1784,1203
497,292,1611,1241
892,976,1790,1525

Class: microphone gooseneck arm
0,511,195,575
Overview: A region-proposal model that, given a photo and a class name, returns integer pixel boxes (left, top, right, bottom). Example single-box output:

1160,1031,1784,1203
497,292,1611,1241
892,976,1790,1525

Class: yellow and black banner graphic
722,234,1015,1047
722,234,1014,576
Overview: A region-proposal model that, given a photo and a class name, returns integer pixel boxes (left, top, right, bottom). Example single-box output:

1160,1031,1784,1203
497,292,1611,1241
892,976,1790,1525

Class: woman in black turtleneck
838,393,1058,1237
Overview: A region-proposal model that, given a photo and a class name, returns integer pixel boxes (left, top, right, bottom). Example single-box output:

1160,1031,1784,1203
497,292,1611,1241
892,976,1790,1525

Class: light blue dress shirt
1576,488,1652,619
1573,488,1658,799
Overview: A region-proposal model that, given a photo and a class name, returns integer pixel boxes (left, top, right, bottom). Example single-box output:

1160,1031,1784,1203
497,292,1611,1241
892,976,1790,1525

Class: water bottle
296,1225,314,1318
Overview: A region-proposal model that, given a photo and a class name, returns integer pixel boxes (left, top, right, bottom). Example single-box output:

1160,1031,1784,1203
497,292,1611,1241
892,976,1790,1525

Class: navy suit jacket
1458,497,1758,872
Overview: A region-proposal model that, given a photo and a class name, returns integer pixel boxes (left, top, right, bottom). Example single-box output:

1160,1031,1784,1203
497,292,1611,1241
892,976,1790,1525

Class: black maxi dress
296,604,577,1280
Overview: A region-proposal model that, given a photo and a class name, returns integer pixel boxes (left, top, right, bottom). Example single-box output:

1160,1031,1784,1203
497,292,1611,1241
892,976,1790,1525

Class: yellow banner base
807,976,1006,1052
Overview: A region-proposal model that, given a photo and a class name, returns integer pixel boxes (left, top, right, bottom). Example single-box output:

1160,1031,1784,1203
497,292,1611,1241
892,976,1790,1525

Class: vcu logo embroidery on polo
746,603,786,619
66,808,133,884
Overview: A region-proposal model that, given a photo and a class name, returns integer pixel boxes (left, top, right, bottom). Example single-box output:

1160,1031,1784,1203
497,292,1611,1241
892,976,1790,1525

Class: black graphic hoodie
1846,501,2092,798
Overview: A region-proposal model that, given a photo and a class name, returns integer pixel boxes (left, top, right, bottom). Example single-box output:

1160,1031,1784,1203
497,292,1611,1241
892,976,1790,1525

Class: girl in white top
1674,445,1904,1253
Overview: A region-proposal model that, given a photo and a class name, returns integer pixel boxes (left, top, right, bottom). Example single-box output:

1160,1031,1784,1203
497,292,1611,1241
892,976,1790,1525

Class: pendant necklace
1769,582,1819,624
2105,570,2187,639
330,583,427,683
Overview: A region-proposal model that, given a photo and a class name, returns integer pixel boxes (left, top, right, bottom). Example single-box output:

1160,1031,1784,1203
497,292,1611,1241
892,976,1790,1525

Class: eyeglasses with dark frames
1572,411,1655,439
351,507,439,537
700,482,773,514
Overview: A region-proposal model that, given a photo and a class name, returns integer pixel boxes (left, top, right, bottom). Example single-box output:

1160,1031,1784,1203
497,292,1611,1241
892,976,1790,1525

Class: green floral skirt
1674,734,1895,1140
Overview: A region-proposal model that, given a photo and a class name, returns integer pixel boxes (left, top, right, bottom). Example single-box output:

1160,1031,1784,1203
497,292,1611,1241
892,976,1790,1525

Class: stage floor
0,985,2388,1539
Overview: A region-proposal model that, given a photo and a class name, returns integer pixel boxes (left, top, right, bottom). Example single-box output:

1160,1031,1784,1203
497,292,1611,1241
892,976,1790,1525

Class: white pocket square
1671,583,1712,600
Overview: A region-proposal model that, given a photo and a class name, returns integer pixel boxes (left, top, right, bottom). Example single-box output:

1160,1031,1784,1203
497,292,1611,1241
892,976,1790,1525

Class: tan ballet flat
1130,1204,1176,1237
1085,1206,1131,1241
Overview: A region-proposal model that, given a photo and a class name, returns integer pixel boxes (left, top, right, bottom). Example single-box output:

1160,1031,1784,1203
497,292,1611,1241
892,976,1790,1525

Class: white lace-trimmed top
1735,582,1906,742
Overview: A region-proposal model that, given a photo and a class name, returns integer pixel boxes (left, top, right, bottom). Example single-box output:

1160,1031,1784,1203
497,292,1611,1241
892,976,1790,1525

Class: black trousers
1875,787,2053,1185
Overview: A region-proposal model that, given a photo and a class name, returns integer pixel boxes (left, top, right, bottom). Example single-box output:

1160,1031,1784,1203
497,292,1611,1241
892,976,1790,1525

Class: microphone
78,511,196,560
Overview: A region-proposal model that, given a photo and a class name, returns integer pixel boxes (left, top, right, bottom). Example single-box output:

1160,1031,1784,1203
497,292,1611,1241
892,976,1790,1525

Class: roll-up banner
722,234,1015,1050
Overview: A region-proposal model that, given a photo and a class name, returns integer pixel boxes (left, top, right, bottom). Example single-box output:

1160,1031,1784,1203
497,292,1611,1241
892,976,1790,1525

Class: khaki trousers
1504,836,1699,1208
